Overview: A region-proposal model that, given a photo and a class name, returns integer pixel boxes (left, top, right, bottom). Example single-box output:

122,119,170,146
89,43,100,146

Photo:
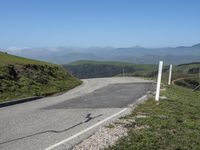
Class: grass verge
106,85,200,150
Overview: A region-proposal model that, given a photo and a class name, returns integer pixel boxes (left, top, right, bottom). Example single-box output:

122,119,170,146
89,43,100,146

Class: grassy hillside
174,77,199,90
104,62,200,150
176,62,200,73
0,52,81,102
64,60,158,79
106,85,200,150
161,62,199,90
0,52,53,65
64,60,199,89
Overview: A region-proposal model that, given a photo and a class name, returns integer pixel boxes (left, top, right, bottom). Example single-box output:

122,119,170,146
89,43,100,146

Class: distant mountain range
1,43,200,65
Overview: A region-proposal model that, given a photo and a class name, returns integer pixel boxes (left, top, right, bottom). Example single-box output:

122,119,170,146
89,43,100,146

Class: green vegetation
64,60,199,82
162,62,200,90
176,62,200,73
171,62,199,80
64,60,200,92
166,62,199,79
174,77,199,90
0,52,81,102
106,85,200,150
105,62,200,150
64,60,158,79
0,52,53,65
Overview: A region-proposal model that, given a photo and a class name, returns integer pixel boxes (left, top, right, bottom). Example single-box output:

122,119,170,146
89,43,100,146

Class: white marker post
168,64,172,85
122,68,125,77
155,61,163,101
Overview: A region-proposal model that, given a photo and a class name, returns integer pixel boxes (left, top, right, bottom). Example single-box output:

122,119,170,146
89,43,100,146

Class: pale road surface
0,77,155,150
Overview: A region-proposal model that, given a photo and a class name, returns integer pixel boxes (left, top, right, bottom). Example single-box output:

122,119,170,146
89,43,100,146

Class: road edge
0,96,44,108
45,90,155,150
72,90,155,149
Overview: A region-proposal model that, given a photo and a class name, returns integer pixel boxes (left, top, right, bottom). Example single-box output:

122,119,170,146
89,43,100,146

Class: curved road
0,77,155,150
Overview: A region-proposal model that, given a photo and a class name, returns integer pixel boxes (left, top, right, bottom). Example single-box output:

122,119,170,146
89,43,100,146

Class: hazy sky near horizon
0,0,200,48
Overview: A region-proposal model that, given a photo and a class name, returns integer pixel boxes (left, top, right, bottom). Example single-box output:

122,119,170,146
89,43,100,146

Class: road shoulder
71,91,155,150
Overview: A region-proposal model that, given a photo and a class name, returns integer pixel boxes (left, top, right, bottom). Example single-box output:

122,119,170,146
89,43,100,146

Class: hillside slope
0,52,81,102
173,62,200,90
64,60,158,79
160,62,200,90
161,62,200,80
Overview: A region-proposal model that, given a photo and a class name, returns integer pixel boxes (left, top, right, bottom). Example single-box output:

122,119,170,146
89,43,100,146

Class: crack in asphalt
0,113,103,145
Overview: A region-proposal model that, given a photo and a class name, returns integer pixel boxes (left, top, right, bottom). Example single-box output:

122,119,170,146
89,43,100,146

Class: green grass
175,62,200,74
106,85,200,150
0,51,54,65
157,62,199,86
0,74,81,102
65,60,158,78
174,77,200,90
66,60,199,82
69,60,157,70
0,52,81,102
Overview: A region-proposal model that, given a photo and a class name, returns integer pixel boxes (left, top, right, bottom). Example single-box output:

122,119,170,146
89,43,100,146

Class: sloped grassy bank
106,85,200,150
0,52,82,102
174,77,199,90
64,60,158,79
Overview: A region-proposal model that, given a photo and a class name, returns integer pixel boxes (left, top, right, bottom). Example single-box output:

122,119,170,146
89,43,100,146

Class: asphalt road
0,77,155,150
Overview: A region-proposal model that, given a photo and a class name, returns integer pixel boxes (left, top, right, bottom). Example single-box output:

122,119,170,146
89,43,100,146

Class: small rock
160,96,167,100
136,115,147,118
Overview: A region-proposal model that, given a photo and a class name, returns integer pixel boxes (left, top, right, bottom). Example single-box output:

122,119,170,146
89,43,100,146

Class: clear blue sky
0,0,200,48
